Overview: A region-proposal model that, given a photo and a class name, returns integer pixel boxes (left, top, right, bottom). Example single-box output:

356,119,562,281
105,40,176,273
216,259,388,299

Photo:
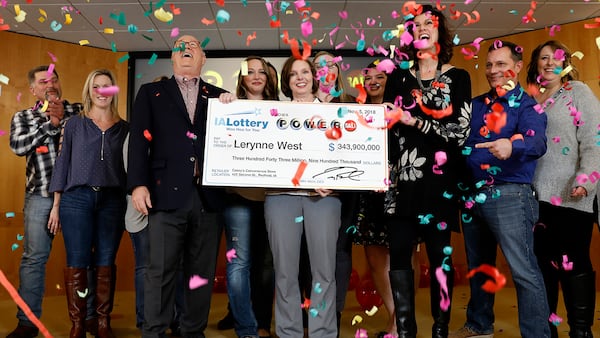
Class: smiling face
30,71,62,101
289,59,314,99
486,46,522,89
412,12,439,51
90,74,113,109
171,35,206,77
363,68,387,103
242,58,267,99
536,45,563,86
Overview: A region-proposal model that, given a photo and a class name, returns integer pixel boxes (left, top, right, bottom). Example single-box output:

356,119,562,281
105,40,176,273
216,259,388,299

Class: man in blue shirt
450,41,551,338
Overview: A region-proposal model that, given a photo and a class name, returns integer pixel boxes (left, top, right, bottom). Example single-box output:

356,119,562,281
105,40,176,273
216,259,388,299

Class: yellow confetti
502,79,516,91
596,37,600,50
14,4,20,15
39,100,49,112
571,51,584,60
79,39,90,46
0,74,9,85
55,284,61,290
38,16,46,23
240,60,248,76
103,28,114,34
64,13,72,25
365,305,378,316
154,7,174,23
39,8,47,18
15,10,26,23
559,65,573,78
351,315,363,325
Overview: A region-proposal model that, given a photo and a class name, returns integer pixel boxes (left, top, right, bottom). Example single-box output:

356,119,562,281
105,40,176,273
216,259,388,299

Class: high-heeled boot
389,270,417,338
64,267,88,338
96,265,116,338
563,271,596,338
430,266,453,338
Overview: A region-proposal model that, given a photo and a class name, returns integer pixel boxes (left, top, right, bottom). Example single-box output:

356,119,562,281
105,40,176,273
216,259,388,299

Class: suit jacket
128,76,227,211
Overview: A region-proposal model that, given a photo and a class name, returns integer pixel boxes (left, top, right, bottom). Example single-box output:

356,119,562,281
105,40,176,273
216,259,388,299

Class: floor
2,286,597,337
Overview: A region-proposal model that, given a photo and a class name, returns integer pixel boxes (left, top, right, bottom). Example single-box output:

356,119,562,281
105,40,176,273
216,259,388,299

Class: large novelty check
202,99,389,190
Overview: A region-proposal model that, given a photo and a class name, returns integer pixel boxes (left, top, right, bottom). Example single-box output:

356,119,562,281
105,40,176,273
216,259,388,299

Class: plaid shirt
9,100,82,197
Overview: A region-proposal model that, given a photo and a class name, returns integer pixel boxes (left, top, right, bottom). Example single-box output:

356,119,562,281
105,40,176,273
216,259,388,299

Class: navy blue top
50,115,129,193
465,84,547,185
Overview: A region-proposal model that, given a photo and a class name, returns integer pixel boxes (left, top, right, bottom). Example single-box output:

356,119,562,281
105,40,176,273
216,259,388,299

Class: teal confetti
200,37,210,48
136,73,143,79
492,189,501,199
313,282,322,294
508,10,518,15
240,0,248,6
418,214,433,224
5,212,15,218
475,180,487,189
474,193,487,204
486,166,502,175
356,39,366,52
295,216,304,223
50,21,62,32
462,146,472,156
118,54,130,63
337,107,348,118
443,246,453,255
148,53,158,65
216,9,231,23
156,0,166,7
553,67,563,75
562,147,570,155
453,34,460,45
437,222,447,230
11,243,19,251
442,191,453,199
400,61,411,70
462,214,472,223
128,24,138,34
111,42,117,52
16,234,23,241
345,225,357,234
309,308,318,317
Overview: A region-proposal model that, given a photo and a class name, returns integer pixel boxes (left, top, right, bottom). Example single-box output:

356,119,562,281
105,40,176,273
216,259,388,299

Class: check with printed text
202,99,389,190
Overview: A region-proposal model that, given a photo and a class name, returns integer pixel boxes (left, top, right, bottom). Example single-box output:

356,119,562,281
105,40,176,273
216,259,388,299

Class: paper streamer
0,270,53,337
466,264,507,293
291,160,308,186
435,267,451,311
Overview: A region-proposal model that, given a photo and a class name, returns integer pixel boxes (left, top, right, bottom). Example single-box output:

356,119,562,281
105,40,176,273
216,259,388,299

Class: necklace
415,63,442,91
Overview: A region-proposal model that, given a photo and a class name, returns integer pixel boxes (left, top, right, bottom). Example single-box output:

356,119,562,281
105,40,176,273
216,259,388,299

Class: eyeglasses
173,40,201,50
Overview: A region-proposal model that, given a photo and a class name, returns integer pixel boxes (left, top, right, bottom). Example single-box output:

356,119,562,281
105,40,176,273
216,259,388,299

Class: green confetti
148,53,158,65
118,53,130,63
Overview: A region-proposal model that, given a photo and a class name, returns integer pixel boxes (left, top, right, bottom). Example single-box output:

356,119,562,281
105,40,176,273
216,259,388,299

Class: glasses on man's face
173,40,200,50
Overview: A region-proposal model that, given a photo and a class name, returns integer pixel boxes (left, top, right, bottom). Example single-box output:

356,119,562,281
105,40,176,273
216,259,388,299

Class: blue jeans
60,186,125,267
463,183,550,338
16,193,54,324
223,198,260,337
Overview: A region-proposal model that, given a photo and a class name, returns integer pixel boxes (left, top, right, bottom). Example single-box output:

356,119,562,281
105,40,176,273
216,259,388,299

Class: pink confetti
270,108,278,116
391,10,401,19
16,92,22,102
553,48,565,61
226,248,237,263
301,20,312,37
376,59,396,74
525,129,535,137
47,64,55,78
338,10,347,19
548,24,561,37
186,131,198,140
435,267,450,311
576,174,589,185
189,275,208,289
561,255,573,271
47,51,57,62
0,130,6,137
435,151,447,167
354,328,368,338
550,196,562,206
552,136,560,143
95,85,119,96
589,171,600,183
170,27,179,38
549,313,563,326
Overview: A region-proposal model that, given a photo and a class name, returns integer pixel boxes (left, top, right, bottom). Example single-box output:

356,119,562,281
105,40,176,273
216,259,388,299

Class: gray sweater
533,81,600,213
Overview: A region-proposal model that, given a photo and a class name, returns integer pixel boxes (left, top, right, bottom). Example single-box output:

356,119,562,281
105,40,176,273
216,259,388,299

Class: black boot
389,270,417,338
563,271,596,338
430,267,453,338
544,268,561,338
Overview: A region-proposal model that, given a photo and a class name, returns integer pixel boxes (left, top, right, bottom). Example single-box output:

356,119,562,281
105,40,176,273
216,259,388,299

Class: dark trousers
142,189,221,338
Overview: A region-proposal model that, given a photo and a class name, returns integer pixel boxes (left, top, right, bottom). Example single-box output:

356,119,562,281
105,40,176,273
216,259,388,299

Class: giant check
202,99,389,190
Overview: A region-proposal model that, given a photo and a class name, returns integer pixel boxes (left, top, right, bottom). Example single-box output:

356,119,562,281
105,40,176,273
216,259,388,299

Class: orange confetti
289,39,311,61
291,160,308,186
169,4,181,15
143,129,152,141
201,17,215,26
98,16,103,25
35,146,49,154
354,83,367,104
215,0,225,7
0,269,53,337
466,264,507,293
485,102,507,134
270,19,281,28
246,31,257,46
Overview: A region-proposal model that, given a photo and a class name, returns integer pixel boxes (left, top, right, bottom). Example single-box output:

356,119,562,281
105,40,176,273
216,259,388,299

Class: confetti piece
437,222,448,230
365,305,378,316
186,131,198,140
226,248,237,262
443,246,453,255
354,83,367,104
0,73,9,85
189,275,208,289
11,243,19,251
103,28,114,34
16,234,23,241
118,54,130,63
128,24,138,34
170,27,179,38
78,40,89,46
201,37,211,48
550,196,562,206
562,254,573,271
351,315,363,325
50,20,62,32
148,53,158,65
201,17,215,25
355,328,368,338
154,7,174,22
418,214,433,224
313,282,322,294
76,288,88,298
291,160,308,186
324,127,342,140
308,308,318,317
294,216,304,223
36,146,49,154
301,20,312,37
216,9,231,23
64,13,72,25
143,130,152,141
549,313,563,326
0,270,52,337
270,108,278,116
435,267,451,311
466,264,507,293
5,212,15,218
95,86,119,96
301,298,311,308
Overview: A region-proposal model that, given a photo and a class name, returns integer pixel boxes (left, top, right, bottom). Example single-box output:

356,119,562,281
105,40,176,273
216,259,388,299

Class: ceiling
1,1,599,53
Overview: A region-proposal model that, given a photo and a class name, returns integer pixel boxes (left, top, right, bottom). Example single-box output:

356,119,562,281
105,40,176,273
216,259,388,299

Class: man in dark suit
128,35,227,338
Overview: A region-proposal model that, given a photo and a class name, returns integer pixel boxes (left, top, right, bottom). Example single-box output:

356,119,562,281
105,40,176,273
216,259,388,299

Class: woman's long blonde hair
81,68,120,120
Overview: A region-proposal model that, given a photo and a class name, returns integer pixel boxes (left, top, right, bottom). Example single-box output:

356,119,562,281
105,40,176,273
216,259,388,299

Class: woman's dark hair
236,55,278,100
405,4,454,64
526,40,579,86
280,56,318,99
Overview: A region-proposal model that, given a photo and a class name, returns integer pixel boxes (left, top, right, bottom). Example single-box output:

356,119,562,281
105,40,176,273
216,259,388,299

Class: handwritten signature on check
312,166,365,181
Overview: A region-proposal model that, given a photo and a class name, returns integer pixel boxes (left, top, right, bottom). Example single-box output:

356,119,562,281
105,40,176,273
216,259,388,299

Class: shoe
6,325,39,338
448,326,493,338
217,311,235,330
